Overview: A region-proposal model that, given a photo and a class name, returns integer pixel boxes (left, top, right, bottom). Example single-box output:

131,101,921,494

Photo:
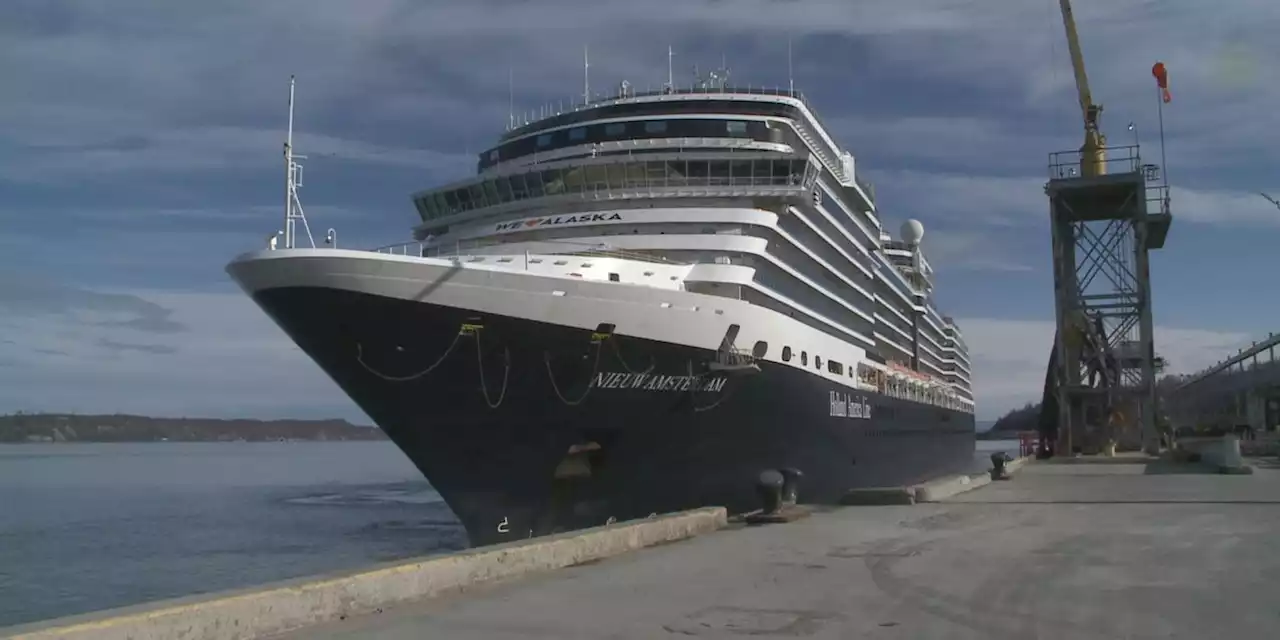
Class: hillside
982,374,1186,439
0,413,388,443
982,403,1041,438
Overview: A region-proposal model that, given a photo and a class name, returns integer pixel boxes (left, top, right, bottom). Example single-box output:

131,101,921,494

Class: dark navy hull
253,286,975,547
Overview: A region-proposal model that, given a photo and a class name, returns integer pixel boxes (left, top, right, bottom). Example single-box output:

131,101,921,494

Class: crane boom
1057,0,1107,176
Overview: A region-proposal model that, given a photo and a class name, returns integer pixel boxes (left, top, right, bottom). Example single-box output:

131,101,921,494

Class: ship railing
1047,144,1146,180
854,174,875,203
497,82,873,202
504,87,811,139
371,239,685,267
859,363,971,412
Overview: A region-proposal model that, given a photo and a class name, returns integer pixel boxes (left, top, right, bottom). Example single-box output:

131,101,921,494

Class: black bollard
756,469,785,515
779,467,804,506
990,451,1012,480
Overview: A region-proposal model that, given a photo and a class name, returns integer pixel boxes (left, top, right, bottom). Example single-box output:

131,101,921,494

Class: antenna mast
583,45,590,105
787,37,795,95
282,75,316,250
666,45,674,91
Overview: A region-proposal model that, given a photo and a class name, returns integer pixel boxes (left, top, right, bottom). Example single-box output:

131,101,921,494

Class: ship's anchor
685,325,758,412
594,322,655,375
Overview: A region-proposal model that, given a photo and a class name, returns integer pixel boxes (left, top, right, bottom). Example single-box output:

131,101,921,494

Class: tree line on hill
0,412,388,443
986,373,1189,437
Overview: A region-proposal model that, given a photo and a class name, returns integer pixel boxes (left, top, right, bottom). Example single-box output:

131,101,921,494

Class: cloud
921,232,1035,273
1172,187,1280,227
2,125,475,184
0,287,355,420
959,317,1254,419
0,274,186,334
95,338,177,355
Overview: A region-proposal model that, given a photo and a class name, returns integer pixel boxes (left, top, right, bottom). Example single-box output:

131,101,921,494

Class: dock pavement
282,456,1280,639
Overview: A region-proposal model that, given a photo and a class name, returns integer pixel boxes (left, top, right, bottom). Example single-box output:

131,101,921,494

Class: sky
1,0,1277,423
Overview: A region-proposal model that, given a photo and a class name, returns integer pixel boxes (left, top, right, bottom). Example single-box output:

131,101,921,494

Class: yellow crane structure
1040,0,1172,457
1058,0,1107,176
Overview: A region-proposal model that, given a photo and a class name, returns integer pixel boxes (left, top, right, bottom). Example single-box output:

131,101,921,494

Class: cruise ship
227,70,976,547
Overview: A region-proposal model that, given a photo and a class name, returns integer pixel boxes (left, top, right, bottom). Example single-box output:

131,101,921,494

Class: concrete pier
7,457,1280,639
279,457,1280,639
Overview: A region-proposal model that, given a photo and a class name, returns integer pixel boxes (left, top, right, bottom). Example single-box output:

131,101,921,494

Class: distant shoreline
0,412,388,444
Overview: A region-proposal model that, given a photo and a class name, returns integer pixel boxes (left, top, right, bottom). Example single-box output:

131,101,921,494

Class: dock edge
1,507,728,640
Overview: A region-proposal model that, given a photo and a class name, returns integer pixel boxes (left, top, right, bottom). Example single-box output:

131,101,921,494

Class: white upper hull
228,248,884,395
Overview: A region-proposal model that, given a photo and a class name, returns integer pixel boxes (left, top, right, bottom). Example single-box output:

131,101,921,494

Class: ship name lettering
495,212,622,232
591,371,726,393
829,391,872,420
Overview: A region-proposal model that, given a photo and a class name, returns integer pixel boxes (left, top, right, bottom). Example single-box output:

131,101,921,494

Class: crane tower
1039,0,1174,455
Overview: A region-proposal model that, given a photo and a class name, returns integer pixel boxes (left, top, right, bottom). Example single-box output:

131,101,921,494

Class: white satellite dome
900,219,925,246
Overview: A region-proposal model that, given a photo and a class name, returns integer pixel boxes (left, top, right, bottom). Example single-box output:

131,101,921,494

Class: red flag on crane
1152,62,1171,103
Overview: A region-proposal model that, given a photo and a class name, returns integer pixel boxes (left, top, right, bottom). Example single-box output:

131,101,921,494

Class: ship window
605,122,627,136
828,360,844,375
801,351,808,366
569,127,587,141
608,273,620,282
643,121,668,134
481,180,500,204
432,192,450,216
709,160,730,184
752,341,768,358
782,346,792,362
725,121,748,135
541,169,565,195
505,174,525,200
536,133,553,147
815,356,822,370
447,189,466,211
489,149,500,162
525,171,545,197
606,162,628,187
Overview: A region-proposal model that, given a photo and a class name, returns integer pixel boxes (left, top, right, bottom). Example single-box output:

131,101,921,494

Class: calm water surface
0,442,464,628
0,439,1019,627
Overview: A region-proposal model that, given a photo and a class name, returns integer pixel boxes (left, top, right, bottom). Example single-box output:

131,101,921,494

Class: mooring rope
545,342,604,406
355,332,465,382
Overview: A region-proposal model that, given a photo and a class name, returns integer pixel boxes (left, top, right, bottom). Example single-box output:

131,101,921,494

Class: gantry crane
1040,0,1170,457
1058,0,1107,177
